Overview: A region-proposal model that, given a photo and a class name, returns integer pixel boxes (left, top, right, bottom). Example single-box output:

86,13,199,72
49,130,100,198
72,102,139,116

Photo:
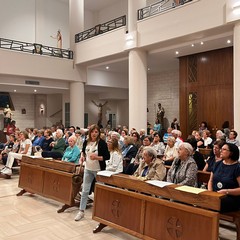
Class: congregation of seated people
1,120,240,226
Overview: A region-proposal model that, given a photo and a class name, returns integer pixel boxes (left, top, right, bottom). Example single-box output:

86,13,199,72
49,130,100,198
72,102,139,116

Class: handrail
138,0,193,20
0,38,73,59
75,15,126,43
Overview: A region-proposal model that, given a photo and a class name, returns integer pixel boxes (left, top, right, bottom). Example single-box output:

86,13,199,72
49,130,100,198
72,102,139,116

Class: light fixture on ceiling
14,90,16,92
106,66,109,70
200,41,204,45
227,39,231,44
148,67,150,71
175,51,179,55
191,44,194,47
34,89,37,92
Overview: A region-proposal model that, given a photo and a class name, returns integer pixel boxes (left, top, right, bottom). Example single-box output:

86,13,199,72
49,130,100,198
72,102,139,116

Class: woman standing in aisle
74,124,109,221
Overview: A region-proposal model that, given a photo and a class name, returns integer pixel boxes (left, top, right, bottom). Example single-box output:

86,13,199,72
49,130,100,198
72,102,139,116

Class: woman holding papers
106,138,123,172
167,142,198,186
74,124,109,221
208,143,240,212
134,147,166,181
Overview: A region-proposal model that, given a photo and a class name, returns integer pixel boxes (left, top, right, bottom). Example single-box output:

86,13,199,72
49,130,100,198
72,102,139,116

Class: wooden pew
17,156,83,213
94,174,224,240
166,165,240,239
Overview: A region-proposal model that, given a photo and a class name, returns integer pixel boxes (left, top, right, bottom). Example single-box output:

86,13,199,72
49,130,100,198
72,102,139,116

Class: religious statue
51,29,62,56
3,104,13,128
92,100,108,125
156,103,165,125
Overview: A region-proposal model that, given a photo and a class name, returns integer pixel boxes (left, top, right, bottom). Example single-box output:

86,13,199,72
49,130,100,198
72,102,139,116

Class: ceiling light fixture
227,39,231,44
14,90,16,92
175,51,179,55
200,41,204,45
106,66,109,70
34,89,37,92
191,44,194,47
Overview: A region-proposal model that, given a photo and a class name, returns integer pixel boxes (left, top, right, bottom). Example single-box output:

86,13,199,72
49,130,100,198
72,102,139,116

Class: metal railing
75,15,126,43
0,38,73,59
138,0,193,20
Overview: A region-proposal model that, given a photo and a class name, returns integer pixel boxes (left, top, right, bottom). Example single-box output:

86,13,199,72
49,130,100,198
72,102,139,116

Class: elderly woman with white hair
134,146,166,181
42,129,66,159
62,136,80,164
167,142,198,186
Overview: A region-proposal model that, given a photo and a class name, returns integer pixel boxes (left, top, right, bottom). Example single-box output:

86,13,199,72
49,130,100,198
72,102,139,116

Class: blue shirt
62,145,80,164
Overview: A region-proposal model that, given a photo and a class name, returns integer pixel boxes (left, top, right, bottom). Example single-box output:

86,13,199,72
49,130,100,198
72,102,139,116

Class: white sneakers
74,211,84,221
0,167,12,176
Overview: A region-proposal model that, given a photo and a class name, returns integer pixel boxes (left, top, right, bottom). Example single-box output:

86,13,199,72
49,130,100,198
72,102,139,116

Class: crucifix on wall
92,100,108,126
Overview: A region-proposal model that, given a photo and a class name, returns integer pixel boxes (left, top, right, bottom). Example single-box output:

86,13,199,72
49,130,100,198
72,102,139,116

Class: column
128,0,146,32
129,49,147,131
233,22,240,135
70,81,84,128
69,0,84,50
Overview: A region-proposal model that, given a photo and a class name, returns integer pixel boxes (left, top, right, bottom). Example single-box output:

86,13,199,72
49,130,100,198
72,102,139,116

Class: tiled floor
0,167,237,240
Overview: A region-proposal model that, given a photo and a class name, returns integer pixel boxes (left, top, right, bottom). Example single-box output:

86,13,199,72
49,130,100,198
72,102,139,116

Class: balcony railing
75,15,126,43
0,38,73,59
138,0,193,20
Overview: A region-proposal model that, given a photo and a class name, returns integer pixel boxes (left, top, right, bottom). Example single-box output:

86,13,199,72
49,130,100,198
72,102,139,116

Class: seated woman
208,143,240,213
122,136,138,173
42,129,65,159
167,142,198,186
201,130,213,148
134,146,166,181
106,138,123,172
41,129,54,151
203,140,225,172
151,132,165,156
125,135,152,175
62,136,80,164
0,131,32,177
162,136,178,166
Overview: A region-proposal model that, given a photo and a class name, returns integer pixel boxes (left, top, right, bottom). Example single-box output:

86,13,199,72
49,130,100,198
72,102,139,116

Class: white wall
0,0,35,42
97,0,128,24
147,70,179,130
0,0,69,49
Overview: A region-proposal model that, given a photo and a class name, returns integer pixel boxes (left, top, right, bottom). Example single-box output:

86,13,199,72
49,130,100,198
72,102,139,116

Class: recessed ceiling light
200,41,204,45
227,39,231,44
191,44,194,47
14,90,16,92
175,51,179,55
34,89,37,92
106,66,109,70
148,68,150,71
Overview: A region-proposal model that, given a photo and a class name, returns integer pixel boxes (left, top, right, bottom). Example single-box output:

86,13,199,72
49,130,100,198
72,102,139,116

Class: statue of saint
3,104,13,128
92,100,108,124
156,103,165,125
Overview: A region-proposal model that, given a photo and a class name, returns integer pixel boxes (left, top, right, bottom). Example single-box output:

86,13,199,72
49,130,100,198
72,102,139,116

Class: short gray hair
56,129,63,137
179,142,193,156
143,146,157,158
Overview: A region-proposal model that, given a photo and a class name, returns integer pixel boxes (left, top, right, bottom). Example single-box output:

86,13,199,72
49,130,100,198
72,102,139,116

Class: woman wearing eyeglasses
208,143,240,212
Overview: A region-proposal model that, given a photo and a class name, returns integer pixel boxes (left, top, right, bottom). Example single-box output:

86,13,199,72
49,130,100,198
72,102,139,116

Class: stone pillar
70,81,84,128
233,22,240,136
129,49,147,131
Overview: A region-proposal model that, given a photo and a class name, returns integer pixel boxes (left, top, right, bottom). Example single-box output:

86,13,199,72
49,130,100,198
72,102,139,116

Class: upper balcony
74,0,231,65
